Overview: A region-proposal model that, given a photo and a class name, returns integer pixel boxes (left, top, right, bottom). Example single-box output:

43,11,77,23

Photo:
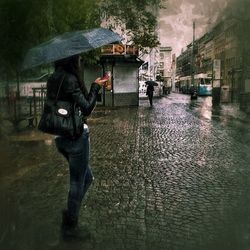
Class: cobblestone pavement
1,93,250,250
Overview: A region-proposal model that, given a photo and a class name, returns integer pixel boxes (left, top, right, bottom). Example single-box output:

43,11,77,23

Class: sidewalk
1,94,250,250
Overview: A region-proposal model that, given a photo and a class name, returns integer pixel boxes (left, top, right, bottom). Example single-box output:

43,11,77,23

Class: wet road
0,93,250,250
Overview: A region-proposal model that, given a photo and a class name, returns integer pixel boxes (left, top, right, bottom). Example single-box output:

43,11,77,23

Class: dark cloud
159,0,230,55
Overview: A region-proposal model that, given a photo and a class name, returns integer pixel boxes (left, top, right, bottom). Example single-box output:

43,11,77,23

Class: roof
100,55,144,66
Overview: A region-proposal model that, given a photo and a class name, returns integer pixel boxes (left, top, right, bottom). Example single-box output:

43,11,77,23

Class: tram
195,73,212,96
179,73,212,96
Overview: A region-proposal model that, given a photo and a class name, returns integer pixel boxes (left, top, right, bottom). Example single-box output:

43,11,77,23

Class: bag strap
55,74,66,103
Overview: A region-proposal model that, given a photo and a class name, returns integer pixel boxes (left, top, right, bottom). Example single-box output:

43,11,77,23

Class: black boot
61,210,90,241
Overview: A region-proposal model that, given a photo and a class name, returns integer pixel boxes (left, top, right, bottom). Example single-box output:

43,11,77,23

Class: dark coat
146,85,154,95
46,68,101,119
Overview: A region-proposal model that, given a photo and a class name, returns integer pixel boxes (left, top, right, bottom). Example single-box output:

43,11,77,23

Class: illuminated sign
101,44,139,56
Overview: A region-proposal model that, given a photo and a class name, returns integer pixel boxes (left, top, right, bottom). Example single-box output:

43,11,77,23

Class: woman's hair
54,55,88,97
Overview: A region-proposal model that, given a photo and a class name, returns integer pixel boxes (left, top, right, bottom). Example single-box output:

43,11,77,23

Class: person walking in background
146,84,155,106
46,55,107,240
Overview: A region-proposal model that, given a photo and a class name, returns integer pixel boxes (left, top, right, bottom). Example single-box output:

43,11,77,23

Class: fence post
33,88,37,126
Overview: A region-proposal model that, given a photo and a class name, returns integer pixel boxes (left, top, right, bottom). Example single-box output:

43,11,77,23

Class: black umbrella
22,27,122,70
145,80,158,86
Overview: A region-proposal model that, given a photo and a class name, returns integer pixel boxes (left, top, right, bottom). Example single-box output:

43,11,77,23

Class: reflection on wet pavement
0,93,250,250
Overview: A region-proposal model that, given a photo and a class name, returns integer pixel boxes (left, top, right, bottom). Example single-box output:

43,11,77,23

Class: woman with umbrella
23,28,122,240
48,55,108,240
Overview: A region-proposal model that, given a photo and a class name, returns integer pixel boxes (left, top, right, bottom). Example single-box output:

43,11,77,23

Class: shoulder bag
38,75,83,138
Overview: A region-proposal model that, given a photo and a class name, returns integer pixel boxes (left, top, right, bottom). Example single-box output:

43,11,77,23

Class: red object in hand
101,74,109,81
101,71,111,81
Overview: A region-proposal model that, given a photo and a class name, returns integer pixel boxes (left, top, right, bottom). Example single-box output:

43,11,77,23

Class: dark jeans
55,125,93,219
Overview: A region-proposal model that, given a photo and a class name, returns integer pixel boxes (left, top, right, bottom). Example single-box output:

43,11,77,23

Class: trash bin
221,85,230,103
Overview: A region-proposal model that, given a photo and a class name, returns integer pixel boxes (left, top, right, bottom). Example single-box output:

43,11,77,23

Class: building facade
157,47,172,94
176,15,250,109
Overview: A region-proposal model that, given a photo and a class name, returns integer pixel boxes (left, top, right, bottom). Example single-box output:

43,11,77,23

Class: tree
0,0,101,78
0,0,163,78
99,0,163,48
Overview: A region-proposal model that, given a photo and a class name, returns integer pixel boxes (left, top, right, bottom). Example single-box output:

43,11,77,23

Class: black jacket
147,85,154,92
46,68,101,119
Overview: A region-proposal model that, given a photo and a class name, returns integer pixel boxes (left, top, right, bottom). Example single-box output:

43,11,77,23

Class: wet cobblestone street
1,93,250,250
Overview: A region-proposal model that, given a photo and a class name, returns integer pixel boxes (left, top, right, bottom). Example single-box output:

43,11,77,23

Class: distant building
176,13,250,109
157,47,172,94
158,47,172,78
139,48,159,81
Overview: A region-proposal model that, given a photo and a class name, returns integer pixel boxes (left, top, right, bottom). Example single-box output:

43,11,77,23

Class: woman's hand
94,77,108,86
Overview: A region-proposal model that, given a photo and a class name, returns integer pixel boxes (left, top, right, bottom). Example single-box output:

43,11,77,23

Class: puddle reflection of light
198,97,213,137
201,109,212,120
200,97,212,120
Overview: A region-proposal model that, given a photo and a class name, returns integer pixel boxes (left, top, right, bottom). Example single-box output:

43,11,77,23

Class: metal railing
0,86,47,129
32,87,47,126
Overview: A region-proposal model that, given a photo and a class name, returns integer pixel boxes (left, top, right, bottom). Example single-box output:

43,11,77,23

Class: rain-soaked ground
0,93,250,250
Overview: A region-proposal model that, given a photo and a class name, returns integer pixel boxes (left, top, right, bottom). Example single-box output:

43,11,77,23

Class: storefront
99,44,143,107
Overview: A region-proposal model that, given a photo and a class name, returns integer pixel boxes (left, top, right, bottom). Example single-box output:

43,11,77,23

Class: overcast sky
158,0,230,56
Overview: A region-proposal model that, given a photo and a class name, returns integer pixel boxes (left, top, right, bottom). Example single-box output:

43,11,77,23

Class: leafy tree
0,0,163,78
99,0,163,48
0,0,101,78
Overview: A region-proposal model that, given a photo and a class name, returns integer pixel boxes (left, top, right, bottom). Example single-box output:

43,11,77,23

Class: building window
160,53,164,59
159,62,164,68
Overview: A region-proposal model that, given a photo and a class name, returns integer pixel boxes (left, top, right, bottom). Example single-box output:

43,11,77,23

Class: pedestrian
146,84,155,106
46,55,107,240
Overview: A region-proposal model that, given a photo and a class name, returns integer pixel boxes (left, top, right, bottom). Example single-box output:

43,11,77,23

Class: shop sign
101,44,139,56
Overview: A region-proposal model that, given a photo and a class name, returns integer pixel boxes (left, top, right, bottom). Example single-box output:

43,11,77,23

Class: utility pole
191,21,195,86
191,21,197,99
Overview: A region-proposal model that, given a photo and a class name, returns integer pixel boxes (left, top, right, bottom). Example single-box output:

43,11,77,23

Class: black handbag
38,75,83,138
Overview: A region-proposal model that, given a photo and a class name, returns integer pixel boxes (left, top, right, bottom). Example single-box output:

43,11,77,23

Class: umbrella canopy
22,27,122,70
145,80,158,86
